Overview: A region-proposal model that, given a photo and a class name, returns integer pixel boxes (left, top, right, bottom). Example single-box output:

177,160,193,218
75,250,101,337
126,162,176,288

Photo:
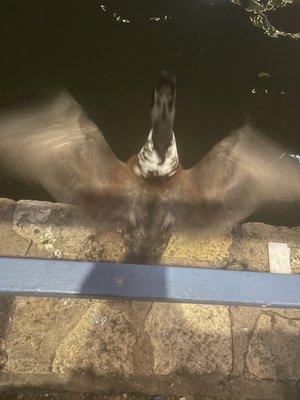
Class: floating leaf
258,72,271,79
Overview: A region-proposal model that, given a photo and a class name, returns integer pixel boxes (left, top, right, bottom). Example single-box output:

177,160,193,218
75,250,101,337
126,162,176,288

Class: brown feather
169,125,300,234
1,90,300,262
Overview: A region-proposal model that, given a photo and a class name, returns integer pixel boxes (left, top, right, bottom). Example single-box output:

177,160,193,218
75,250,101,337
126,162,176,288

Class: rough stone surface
3,297,90,374
229,306,262,377
266,308,300,319
0,391,160,400
162,230,233,268
229,222,300,272
12,200,125,261
0,198,299,400
52,300,136,376
0,297,12,370
0,198,31,257
145,303,232,375
246,312,300,380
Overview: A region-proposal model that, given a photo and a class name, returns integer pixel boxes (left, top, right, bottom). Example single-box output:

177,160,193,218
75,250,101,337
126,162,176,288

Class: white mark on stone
268,242,291,274
91,315,108,326
262,302,272,308
54,249,62,258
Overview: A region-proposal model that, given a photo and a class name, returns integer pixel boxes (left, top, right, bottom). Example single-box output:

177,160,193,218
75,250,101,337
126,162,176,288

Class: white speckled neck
134,130,179,178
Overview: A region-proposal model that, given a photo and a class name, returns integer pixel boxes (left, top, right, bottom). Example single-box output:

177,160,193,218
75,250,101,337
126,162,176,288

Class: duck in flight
1,71,300,262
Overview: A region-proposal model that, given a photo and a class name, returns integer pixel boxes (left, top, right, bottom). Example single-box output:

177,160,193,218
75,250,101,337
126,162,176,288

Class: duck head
134,71,179,178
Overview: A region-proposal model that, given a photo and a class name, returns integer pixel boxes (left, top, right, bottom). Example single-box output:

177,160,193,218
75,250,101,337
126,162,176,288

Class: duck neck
135,71,178,178
134,129,179,178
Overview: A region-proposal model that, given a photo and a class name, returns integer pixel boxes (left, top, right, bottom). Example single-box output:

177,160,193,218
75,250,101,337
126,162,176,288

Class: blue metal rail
0,257,299,308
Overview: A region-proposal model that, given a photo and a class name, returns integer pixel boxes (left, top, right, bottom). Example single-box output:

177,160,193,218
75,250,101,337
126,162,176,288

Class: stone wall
0,198,299,399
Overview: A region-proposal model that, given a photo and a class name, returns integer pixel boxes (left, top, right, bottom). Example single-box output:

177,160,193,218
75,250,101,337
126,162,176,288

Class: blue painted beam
0,257,299,308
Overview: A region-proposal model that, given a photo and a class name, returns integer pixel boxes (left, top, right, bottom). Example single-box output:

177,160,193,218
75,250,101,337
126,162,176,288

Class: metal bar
0,256,299,308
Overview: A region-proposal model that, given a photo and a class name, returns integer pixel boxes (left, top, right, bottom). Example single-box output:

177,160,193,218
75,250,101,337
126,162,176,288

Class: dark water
0,0,300,224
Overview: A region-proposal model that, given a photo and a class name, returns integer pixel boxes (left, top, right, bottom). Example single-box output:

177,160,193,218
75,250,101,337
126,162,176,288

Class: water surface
0,0,300,224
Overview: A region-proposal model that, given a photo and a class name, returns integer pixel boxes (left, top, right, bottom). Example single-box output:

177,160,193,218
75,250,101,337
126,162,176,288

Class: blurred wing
172,125,300,233
0,92,125,207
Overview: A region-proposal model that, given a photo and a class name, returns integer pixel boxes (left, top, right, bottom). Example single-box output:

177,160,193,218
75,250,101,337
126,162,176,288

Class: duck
1,71,300,263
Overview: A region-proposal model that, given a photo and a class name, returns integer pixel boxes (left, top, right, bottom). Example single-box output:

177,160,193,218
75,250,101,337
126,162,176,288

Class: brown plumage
1,73,300,263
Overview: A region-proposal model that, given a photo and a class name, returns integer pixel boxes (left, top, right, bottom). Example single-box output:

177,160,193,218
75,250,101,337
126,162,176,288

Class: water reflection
232,0,300,40
97,0,173,24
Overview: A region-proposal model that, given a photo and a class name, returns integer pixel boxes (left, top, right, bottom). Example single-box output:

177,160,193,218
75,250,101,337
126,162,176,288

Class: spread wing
171,125,300,233
0,92,133,222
